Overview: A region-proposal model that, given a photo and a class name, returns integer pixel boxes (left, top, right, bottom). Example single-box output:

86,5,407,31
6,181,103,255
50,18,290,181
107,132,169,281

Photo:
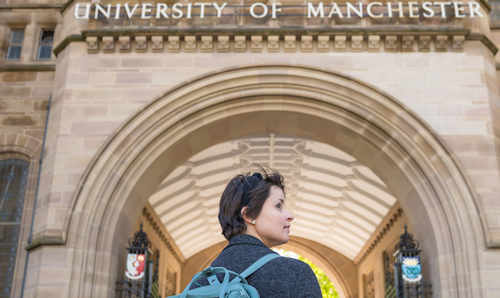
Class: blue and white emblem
402,256,422,283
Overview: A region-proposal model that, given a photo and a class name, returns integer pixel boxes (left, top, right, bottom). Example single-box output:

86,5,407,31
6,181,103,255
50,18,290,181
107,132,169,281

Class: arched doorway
64,65,485,298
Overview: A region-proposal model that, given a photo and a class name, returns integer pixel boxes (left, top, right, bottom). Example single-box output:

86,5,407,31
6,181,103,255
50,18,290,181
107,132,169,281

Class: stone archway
64,65,485,298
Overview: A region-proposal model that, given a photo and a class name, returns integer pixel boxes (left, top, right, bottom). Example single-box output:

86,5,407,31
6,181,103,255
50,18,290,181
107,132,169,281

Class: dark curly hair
218,170,285,240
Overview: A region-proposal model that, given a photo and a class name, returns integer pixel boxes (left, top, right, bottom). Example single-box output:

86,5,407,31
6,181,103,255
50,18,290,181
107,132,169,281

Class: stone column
21,21,36,63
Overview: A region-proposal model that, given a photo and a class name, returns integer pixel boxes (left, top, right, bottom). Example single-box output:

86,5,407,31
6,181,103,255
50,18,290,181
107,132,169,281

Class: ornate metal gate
387,226,432,298
115,224,159,298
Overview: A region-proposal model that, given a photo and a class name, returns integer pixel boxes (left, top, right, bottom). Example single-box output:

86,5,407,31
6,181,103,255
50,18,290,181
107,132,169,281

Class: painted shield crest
125,253,146,280
402,256,422,283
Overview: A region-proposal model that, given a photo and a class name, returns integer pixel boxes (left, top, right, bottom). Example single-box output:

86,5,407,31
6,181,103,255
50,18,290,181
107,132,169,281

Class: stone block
2,115,36,126
2,72,36,82
115,72,153,84
135,36,148,52
334,35,347,49
0,87,31,97
284,35,297,52
86,36,98,53
118,36,131,52
385,36,399,50
351,35,364,50
234,35,247,52
267,35,280,52
368,35,380,50
250,35,264,52
34,100,49,111
435,35,449,51
152,36,165,52
452,35,466,50
317,35,330,52
216,35,230,52
102,36,115,53
184,36,197,52
418,36,432,51
402,36,415,51
37,72,55,82
300,35,313,52
200,36,213,52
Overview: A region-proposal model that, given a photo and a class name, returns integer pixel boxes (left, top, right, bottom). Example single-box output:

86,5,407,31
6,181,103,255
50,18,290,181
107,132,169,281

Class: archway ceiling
148,134,397,260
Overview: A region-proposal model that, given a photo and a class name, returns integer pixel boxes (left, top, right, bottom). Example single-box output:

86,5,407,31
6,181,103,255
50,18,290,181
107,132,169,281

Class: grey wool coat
195,234,322,298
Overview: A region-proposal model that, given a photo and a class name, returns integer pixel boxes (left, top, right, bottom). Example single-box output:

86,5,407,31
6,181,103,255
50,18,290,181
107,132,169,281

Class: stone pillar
21,21,36,63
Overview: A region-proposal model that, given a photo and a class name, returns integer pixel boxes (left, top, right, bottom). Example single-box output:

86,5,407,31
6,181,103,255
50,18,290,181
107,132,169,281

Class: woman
209,170,322,298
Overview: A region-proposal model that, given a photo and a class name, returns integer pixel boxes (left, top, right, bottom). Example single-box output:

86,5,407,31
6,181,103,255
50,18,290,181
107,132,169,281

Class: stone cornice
0,63,55,72
61,0,75,13
468,32,499,54
354,206,404,264
25,230,65,251
53,34,85,56
0,4,63,10
51,26,498,55
142,205,185,264
82,25,471,36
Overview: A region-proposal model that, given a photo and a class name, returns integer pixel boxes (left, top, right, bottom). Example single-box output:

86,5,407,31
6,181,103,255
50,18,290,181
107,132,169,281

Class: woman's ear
241,206,253,224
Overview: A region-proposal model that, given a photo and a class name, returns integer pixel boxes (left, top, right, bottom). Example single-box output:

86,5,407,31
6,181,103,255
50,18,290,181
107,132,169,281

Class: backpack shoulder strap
240,253,280,279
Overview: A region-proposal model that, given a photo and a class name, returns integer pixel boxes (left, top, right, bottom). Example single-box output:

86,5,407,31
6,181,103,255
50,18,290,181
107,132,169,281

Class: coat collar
228,233,268,248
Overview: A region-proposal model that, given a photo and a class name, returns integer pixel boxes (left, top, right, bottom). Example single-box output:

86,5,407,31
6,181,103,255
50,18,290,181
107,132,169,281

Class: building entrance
63,66,483,298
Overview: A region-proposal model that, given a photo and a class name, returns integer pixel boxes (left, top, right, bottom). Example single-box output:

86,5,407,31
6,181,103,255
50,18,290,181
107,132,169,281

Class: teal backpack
168,253,280,298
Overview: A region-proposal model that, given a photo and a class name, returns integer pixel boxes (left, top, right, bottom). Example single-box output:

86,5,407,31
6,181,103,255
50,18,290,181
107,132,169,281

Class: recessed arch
65,65,485,298
0,132,42,159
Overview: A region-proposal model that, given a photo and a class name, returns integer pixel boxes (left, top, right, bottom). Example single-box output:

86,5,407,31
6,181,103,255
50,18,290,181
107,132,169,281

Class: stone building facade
1,0,500,298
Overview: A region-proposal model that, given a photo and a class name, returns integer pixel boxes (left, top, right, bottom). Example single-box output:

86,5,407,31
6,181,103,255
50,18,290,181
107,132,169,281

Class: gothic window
36,29,54,60
6,29,24,60
0,159,29,298
383,250,396,298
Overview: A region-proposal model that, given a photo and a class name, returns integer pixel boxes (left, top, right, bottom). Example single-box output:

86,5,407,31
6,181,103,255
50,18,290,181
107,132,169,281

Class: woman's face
245,185,294,247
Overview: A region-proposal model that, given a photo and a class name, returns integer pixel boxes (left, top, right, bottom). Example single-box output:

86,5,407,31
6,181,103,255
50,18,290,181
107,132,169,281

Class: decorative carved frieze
351,35,363,50
385,35,398,50
402,36,415,51
167,36,179,52
435,35,449,50
200,35,213,52
86,33,473,54
216,35,230,52
118,36,131,52
317,35,330,52
268,35,280,52
102,36,114,53
250,35,264,52
452,35,465,50
418,36,432,51
334,35,347,49
184,35,197,52
356,208,404,264
234,35,247,52
152,36,164,52
142,207,183,264
368,35,380,50
86,36,98,53
135,36,147,52
301,35,313,52
284,35,297,52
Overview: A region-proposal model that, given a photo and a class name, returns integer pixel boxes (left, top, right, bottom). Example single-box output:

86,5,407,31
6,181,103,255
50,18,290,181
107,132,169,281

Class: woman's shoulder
274,255,308,266
271,255,307,266
269,256,316,277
